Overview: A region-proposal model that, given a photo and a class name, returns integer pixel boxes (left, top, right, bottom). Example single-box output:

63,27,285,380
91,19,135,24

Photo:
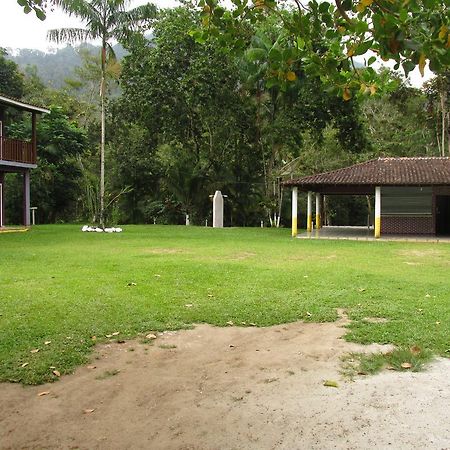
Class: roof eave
0,95,50,114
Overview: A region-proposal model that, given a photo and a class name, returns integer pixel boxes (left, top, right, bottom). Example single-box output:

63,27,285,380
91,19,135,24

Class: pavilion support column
291,187,298,237
315,193,322,229
0,172,4,228
23,170,31,227
375,186,381,238
307,191,313,232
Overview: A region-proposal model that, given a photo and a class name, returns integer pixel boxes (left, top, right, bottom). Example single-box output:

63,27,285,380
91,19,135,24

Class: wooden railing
0,137,36,165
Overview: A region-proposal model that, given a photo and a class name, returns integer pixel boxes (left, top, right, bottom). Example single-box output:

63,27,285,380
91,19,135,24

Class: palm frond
111,0,132,8
106,0,132,14
111,3,158,42
124,3,158,23
47,28,95,44
52,0,98,22
106,42,117,61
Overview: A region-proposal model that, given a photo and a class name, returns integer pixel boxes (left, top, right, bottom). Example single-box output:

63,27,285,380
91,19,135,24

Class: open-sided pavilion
283,157,450,239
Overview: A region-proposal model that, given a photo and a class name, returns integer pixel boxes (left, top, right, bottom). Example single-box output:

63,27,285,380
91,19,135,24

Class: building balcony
0,137,36,166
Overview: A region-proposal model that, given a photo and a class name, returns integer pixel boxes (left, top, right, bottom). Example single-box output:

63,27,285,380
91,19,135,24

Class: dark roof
0,93,50,114
283,157,450,188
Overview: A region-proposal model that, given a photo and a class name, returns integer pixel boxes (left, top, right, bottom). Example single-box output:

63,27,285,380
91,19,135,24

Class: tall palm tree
48,0,157,228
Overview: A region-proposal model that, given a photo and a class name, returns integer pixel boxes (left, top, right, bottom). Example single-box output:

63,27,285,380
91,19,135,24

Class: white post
0,181,3,228
291,187,298,237
23,171,30,227
185,214,190,226
213,190,224,228
315,193,322,229
375,186,381,238
307,191,313,232
30,207,37,226
0,121,3,160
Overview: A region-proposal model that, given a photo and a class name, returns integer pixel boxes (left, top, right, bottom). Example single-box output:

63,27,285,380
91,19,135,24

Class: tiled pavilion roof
283,157,450,189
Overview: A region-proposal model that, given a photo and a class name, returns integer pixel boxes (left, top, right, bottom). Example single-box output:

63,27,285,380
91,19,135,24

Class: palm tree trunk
440,90,446,157
100,44,106,228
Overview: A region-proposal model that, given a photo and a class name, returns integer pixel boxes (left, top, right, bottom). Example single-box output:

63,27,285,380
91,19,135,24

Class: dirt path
1,315,449,450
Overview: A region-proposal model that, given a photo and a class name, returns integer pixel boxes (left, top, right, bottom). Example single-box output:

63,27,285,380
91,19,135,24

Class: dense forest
1,4,449,227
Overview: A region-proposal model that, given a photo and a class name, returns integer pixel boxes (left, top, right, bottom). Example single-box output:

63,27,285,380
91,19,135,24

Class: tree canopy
16,0,49,20
194,0,450,100
0,49,24,99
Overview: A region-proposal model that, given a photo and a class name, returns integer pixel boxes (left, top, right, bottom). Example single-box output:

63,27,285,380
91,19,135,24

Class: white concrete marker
213,190,224,228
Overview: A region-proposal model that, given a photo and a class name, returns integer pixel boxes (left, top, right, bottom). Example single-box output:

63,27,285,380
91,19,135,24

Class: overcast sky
0,0,179,51
0,0,432,87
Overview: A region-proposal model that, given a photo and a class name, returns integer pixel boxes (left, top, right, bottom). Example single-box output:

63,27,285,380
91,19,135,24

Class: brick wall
381,215,434,235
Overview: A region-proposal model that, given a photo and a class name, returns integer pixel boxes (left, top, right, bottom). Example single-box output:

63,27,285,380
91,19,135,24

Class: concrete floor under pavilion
296,225,450,243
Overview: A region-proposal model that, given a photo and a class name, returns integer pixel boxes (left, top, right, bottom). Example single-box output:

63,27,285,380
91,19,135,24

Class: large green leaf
245,48,267,62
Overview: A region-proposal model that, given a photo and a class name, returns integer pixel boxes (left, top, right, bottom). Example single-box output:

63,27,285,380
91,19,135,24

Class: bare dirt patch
143,248,188,255
362,317,390,324
287,253,337,262
1,317,449,450
397,249,443,258
228,251,257,261
200,251,257,261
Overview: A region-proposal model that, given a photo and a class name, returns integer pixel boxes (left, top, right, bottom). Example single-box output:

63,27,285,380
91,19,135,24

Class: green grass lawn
1,225,449,384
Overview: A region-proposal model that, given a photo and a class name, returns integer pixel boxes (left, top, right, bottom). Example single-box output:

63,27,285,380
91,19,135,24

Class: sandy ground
1,314,449,450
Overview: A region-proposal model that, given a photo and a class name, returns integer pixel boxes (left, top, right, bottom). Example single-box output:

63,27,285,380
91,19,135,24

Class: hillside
5,43,127,89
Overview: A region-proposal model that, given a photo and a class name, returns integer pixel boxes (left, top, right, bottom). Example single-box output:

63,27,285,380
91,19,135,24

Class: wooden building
284,157,450,238
0,94,50,227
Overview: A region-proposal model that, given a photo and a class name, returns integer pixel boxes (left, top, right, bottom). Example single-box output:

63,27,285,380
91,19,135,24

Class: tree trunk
100,44,106,229
447,111,450,156
440,89,446,157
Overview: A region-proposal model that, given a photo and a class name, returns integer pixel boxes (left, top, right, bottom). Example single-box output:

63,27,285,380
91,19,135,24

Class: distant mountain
6,43,128,89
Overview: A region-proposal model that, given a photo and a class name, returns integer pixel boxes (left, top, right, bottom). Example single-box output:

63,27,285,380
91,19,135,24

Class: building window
381,187,432,216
